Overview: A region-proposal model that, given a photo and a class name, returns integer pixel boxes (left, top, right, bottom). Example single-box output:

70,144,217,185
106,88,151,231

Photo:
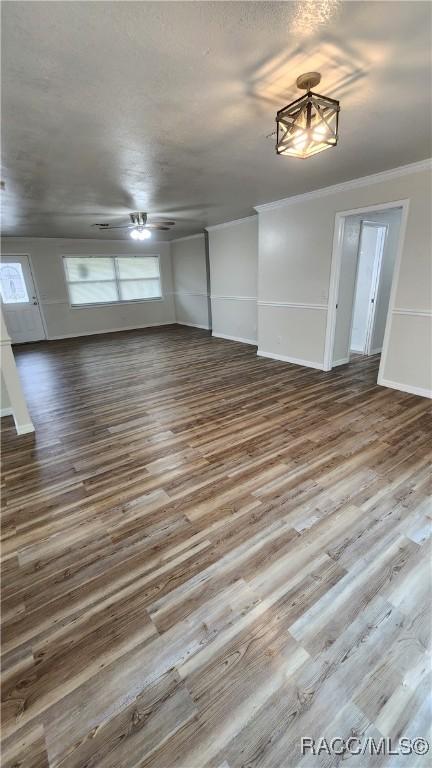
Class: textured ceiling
1,1,431,240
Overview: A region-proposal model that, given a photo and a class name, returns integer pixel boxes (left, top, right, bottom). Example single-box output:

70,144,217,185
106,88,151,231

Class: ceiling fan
92,212,175,240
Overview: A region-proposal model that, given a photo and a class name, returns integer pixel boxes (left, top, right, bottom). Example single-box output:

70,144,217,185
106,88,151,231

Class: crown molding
170,232,205,244
206,215,257,232
254,159,432,213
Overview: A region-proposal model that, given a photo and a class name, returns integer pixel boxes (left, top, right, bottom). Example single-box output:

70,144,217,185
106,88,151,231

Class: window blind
63,256,162,306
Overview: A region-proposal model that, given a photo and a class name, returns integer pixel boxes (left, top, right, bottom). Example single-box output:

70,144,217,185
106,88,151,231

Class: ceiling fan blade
146,225,170,231
93,223,134,230
148,219,176,226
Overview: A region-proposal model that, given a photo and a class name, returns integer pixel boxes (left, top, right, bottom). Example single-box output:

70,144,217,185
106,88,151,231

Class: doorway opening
324,200,408,383
350,221,388,357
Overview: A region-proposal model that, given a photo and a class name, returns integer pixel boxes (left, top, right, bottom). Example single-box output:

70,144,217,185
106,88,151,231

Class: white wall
0,237,175,339
257,163,432,396
207,217,258,344
171,234,210,329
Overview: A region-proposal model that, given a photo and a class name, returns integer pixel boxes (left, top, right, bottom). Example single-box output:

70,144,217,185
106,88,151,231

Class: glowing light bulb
293,132,307,148
312,123,328,141
130,228,151,241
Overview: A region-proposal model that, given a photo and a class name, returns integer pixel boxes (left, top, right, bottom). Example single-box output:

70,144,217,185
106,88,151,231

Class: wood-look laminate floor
1,326,431,768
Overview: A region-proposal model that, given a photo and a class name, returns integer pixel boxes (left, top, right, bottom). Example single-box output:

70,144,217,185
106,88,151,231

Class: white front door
0,255,45,343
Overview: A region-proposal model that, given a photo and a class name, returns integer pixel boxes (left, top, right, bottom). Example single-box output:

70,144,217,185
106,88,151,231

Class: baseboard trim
212,332,257,346
378,378,432,399
350,347,382,356
0,407,13,417
333,357,350,367
257,349,324,370
47,321,176,341
16,422,36,435
176,322,210,330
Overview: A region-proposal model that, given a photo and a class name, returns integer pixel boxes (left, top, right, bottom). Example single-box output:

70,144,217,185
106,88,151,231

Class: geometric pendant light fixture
276,72,340,159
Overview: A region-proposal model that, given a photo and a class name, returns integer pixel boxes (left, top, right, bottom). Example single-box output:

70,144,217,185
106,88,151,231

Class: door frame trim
1,253,48,342
323,200,410,384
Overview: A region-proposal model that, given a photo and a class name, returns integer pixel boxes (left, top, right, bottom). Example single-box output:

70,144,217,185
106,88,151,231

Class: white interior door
332,216,362,366
364,224,387,355
0,255,45,343
350,223,387,355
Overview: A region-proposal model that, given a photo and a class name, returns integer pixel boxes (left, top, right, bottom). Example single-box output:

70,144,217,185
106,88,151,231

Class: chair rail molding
392,308,432,317
258,300,328,310
211,295,257,302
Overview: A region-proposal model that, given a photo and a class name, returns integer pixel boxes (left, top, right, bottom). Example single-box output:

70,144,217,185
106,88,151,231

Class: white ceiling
1,1,431,240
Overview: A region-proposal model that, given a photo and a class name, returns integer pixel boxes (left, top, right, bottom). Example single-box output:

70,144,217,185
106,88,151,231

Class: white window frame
62,254,163,308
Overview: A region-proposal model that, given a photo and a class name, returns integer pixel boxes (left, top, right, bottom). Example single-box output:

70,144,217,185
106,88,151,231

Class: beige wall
257,164,431,396
171,235,210,329
207,217,258,344
257,304,327,367
0,237,175,339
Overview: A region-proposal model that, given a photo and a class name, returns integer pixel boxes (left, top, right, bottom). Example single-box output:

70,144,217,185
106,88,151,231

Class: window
0,263,29,303
63,256,162,306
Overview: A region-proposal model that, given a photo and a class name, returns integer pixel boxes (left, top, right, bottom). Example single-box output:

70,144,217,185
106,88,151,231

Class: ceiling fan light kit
92,211,176,238
130,228,151,240
276,72,340,159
